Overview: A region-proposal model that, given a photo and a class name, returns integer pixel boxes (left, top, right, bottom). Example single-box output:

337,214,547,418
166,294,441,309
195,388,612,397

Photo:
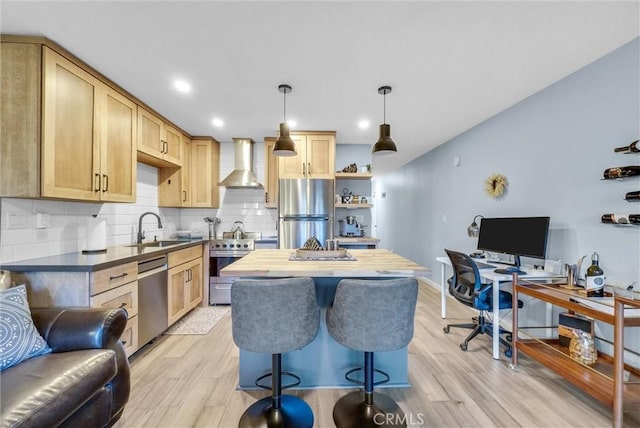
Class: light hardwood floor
115,284,638,427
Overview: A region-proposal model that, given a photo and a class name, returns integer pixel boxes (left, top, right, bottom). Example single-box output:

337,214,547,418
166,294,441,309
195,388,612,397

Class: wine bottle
603,165,640,179
601,213,630,224
613,140,640,153
625,191,640,201
629,214,640,224
585,252,604,297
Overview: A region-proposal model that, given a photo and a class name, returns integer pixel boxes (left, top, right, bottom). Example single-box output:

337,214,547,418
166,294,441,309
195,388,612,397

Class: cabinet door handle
302,163,306,175
119,302,127,308
265,192,268,203
109,272,128,281
102,174,108,192
121,340,127,346
307,162,311,176
183,190,187,202
162,140,168,154
94,173,101,192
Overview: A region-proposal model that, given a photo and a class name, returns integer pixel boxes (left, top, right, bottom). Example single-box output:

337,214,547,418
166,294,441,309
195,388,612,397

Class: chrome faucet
137,212,163,244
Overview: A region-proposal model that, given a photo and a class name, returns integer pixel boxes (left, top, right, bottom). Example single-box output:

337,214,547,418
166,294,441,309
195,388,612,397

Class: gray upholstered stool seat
327,278,419,428
231,277,320,428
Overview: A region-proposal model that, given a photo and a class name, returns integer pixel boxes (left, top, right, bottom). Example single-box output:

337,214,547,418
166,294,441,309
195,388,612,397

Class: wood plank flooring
114,283,639,427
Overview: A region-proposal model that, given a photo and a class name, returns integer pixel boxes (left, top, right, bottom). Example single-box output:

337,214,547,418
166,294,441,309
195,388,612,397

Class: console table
510,276,640,427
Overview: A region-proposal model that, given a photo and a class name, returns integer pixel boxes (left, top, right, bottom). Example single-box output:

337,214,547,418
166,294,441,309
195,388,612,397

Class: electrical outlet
7,213,26,229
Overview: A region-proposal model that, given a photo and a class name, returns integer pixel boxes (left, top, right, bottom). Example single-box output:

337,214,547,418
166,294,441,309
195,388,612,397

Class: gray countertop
1,239,207,273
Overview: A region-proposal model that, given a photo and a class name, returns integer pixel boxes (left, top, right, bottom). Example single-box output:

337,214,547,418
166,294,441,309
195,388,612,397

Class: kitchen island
221,249,429,389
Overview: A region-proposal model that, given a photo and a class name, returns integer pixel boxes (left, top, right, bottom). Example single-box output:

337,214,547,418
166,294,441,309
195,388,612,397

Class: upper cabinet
190,137,220,208
137,107,182,167
1,41,136,202
264,137,279,208
158,136,220,208
278,131,336,179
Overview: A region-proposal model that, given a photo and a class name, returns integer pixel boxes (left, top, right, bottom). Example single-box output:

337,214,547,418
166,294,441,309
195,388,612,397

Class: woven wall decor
484,173,508,198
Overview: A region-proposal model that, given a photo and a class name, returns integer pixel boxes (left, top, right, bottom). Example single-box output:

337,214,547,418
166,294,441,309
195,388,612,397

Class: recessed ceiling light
287,119,297,128
358,120,370,129
173,79,191,94
212,118,224,128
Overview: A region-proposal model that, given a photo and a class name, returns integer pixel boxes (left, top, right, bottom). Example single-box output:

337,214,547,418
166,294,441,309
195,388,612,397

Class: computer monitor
476,216,550,266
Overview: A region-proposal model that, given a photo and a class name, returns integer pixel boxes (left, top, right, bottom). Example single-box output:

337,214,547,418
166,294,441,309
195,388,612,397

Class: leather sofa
0,307,131,428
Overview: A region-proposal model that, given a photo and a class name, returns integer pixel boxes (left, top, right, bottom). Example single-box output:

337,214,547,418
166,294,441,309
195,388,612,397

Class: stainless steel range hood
218,138,263,188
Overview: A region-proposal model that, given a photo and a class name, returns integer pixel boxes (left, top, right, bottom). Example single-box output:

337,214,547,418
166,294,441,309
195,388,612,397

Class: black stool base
333,391,407,428
239,395,314,428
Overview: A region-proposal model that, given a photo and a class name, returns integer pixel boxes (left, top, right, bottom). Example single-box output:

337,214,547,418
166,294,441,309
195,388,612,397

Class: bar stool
327,278,419,428
231,277,320,428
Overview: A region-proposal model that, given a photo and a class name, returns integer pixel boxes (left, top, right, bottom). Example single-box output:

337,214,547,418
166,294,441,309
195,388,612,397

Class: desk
223,249,429,389
436,255,559,359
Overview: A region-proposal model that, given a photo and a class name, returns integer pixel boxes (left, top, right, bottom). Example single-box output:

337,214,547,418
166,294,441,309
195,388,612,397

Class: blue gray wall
374,37,639,289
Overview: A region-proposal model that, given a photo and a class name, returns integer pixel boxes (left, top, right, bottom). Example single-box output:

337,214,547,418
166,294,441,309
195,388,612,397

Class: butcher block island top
220,249,430,278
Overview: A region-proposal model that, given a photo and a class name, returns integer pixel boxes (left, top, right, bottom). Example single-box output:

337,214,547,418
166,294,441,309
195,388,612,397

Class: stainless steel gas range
209,235,257,304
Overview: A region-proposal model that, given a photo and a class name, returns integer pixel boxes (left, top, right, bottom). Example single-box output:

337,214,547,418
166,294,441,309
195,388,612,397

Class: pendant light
372,85,398,155
273,84,297,157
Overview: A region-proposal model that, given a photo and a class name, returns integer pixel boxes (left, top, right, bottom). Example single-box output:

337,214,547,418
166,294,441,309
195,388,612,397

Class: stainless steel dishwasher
137,255,168,347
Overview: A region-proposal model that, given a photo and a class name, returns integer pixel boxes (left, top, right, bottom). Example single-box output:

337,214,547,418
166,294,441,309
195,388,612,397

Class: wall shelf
335,172,372,179
335,203,373,209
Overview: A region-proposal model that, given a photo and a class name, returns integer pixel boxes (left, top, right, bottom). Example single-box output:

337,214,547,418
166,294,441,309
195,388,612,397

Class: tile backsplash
0,141,278,263
0,141,371,263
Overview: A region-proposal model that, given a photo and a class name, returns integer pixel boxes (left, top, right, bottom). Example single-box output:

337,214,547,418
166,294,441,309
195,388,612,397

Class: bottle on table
585,252,605,297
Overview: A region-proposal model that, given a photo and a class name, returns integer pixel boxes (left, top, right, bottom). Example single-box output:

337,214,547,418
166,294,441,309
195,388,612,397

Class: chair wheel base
239,395,313,428
333,391,407,428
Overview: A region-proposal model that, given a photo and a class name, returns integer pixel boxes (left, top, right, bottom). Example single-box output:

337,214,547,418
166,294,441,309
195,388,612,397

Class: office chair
442,249,522,357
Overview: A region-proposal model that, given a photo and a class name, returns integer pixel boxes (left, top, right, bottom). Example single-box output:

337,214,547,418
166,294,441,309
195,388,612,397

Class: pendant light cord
383,91,386,124
283,89,287,122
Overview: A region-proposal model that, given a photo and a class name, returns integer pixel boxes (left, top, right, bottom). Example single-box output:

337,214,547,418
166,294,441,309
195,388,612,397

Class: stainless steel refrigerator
278,178,334,249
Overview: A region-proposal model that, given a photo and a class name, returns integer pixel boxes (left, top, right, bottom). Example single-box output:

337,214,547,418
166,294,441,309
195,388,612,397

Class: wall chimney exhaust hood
218,138,263,188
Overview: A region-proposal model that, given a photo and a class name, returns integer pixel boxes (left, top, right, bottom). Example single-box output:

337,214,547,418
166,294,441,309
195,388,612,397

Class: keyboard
473,260,495,270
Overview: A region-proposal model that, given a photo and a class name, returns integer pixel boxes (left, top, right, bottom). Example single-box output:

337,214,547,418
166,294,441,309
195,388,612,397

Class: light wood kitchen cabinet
191,137,220,208
264,137,279,208
158,136,220,208
278,131,336,179
14,260,140,357
181,136,192,206
137,107,183,167
158,134,190,207
167,246,203,326
1,41,136,202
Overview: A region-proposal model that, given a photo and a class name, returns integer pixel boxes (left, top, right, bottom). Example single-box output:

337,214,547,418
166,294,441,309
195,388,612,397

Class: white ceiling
2,1,639,174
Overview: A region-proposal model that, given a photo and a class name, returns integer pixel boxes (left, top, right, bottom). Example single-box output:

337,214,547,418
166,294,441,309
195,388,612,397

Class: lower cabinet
15,260,140,357
167,246,203,326
90,276,139,357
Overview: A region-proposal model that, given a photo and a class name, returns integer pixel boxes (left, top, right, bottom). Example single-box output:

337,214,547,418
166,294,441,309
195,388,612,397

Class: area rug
164,306,230,335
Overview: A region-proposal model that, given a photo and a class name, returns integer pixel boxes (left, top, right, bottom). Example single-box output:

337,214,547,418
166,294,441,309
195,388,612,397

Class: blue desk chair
443,249,522,357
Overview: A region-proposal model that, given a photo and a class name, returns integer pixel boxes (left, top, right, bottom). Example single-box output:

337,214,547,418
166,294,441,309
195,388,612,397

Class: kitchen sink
126,240,185,249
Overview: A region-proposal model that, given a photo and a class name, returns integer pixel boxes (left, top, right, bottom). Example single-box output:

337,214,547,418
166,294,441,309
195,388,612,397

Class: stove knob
215,244,220,248
244,244,248,248
236,244,242,248
222,244,227,248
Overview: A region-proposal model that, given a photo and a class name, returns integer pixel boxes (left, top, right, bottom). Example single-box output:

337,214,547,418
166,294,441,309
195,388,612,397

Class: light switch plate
36,213,50,229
